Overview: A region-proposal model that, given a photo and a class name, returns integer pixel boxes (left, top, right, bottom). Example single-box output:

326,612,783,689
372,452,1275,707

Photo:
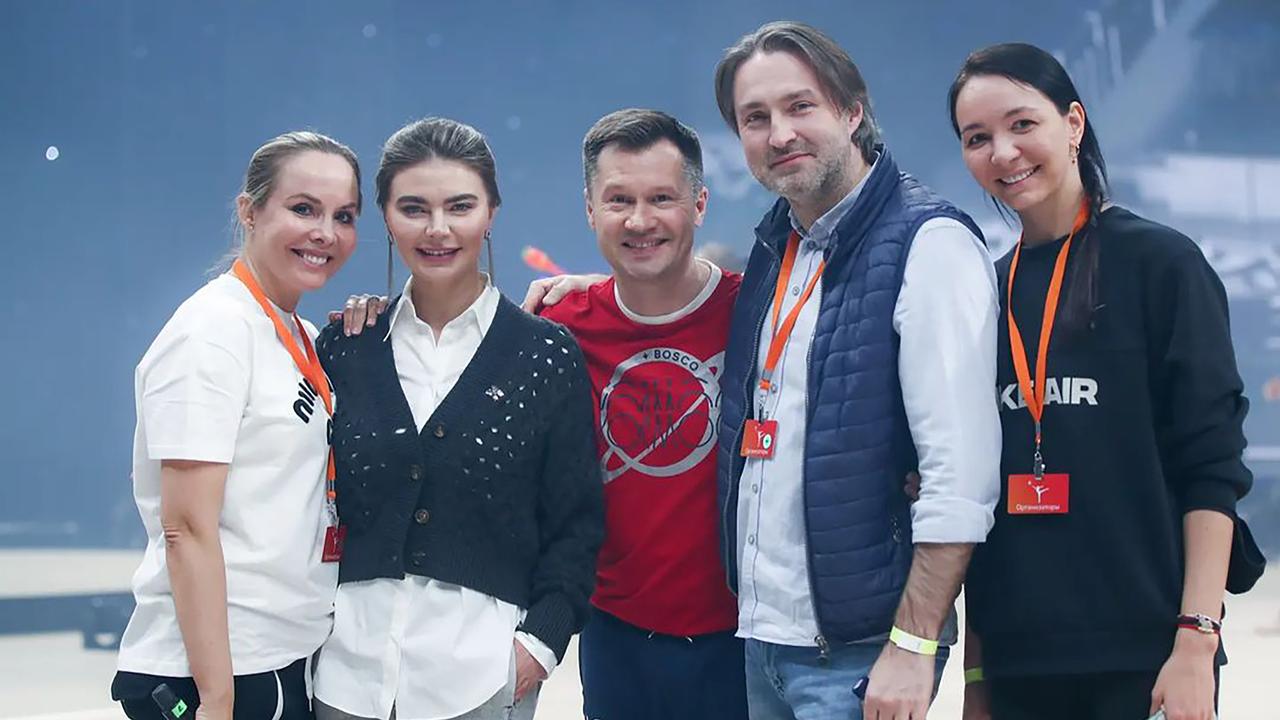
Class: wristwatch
1175,613,1222,635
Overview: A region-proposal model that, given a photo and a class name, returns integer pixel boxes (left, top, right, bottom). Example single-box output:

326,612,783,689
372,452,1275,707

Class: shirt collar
383,273,499,341
789,152,880,247
614,258,721,326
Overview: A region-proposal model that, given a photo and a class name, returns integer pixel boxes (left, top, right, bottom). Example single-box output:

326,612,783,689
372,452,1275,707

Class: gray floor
3,551,1277,719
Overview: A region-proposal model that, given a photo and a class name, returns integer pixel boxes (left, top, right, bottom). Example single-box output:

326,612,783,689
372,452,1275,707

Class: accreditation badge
740,419,778,459
1006,473,1070,515
322,525,347,562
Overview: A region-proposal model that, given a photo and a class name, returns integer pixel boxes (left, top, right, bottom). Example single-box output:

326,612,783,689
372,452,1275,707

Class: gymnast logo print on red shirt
598,348,725,484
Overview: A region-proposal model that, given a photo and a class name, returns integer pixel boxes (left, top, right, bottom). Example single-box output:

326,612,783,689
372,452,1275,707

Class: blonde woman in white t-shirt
112,131,362,720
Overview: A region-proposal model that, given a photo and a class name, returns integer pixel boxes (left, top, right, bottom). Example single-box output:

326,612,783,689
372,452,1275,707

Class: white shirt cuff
514,631,558,676
910,496,996,544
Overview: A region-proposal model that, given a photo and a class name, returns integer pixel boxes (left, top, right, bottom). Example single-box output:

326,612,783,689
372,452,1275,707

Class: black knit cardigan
316,295,604,660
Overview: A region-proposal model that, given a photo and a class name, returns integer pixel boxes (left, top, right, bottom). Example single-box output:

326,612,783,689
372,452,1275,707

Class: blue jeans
744,639,949,720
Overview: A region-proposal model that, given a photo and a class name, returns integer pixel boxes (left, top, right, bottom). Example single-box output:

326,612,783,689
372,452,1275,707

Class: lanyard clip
756,371,774,420
323,487,339,526
758,371,774,393
1032,422,1045,480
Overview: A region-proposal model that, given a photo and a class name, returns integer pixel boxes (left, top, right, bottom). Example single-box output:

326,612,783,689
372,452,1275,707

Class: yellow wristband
889,626,939,656
964,666,985,684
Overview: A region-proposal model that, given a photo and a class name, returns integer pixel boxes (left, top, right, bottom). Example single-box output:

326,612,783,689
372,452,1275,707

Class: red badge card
322,525,347,562
1007,474,1069,515
740,419,778,459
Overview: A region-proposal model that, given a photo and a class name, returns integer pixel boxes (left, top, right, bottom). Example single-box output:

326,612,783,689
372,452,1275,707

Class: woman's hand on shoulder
326,294,389,336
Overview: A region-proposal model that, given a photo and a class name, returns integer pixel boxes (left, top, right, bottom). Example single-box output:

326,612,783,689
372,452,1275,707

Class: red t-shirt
541,268,741,636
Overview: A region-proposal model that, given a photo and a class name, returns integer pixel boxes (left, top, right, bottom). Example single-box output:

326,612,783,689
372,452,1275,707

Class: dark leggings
112,657,312,720
987,668,1219,720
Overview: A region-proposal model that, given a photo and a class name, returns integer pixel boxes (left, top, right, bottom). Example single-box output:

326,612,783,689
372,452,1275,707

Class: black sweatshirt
316,296,605,661
967,206,1252,677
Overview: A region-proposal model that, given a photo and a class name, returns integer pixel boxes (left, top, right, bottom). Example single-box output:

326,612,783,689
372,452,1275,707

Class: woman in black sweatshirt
949,43,1253,720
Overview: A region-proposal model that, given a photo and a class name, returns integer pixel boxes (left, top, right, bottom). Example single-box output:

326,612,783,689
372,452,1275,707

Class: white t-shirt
116,272,338,677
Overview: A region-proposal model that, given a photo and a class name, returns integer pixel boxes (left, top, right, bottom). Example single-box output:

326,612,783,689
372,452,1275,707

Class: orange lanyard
231,259,337,503
1006,200,1089,478
759,231,825,394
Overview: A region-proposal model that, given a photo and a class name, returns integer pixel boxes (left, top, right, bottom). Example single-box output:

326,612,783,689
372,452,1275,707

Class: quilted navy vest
716,147,983,644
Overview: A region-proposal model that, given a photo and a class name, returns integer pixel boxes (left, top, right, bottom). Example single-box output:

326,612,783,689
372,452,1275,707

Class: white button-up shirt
314,276,556,720
736,161,1002,646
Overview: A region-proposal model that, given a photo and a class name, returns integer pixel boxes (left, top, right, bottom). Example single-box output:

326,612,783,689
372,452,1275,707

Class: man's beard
757,145,848,206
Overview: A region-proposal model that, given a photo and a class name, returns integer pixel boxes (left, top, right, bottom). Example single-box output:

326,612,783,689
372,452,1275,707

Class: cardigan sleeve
517,331,605,660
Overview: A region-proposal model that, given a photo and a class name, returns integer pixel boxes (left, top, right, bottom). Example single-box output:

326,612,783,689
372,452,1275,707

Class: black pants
112,657,312,720
988,668,1219,720
579,606,748,720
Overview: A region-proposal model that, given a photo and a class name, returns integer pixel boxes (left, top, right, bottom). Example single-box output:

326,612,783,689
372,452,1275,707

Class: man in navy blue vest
713,22,1002,720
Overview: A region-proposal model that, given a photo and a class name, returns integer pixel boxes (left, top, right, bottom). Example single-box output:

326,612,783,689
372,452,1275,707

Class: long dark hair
948,42,1110,335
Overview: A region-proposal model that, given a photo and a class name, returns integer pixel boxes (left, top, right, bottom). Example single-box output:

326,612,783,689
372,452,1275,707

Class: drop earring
386,234,394,298
484,229,495,284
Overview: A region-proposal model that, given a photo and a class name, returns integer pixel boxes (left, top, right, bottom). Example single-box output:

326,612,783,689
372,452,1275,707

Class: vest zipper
815,633,831,663
803,260,828,662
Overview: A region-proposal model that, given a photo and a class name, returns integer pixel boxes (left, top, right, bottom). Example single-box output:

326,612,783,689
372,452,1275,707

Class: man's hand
869,542,972,718
904,471,921,502
513,639,548,703
1149,631,1218,720
520,275,608,313
326,294,388,336
863,642,935,720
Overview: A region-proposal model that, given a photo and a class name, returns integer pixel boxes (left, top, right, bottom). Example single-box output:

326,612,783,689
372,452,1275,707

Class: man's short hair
583,108,704,195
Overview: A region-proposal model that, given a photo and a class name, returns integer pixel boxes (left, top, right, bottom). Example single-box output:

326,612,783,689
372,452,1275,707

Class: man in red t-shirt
534,109,746,720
